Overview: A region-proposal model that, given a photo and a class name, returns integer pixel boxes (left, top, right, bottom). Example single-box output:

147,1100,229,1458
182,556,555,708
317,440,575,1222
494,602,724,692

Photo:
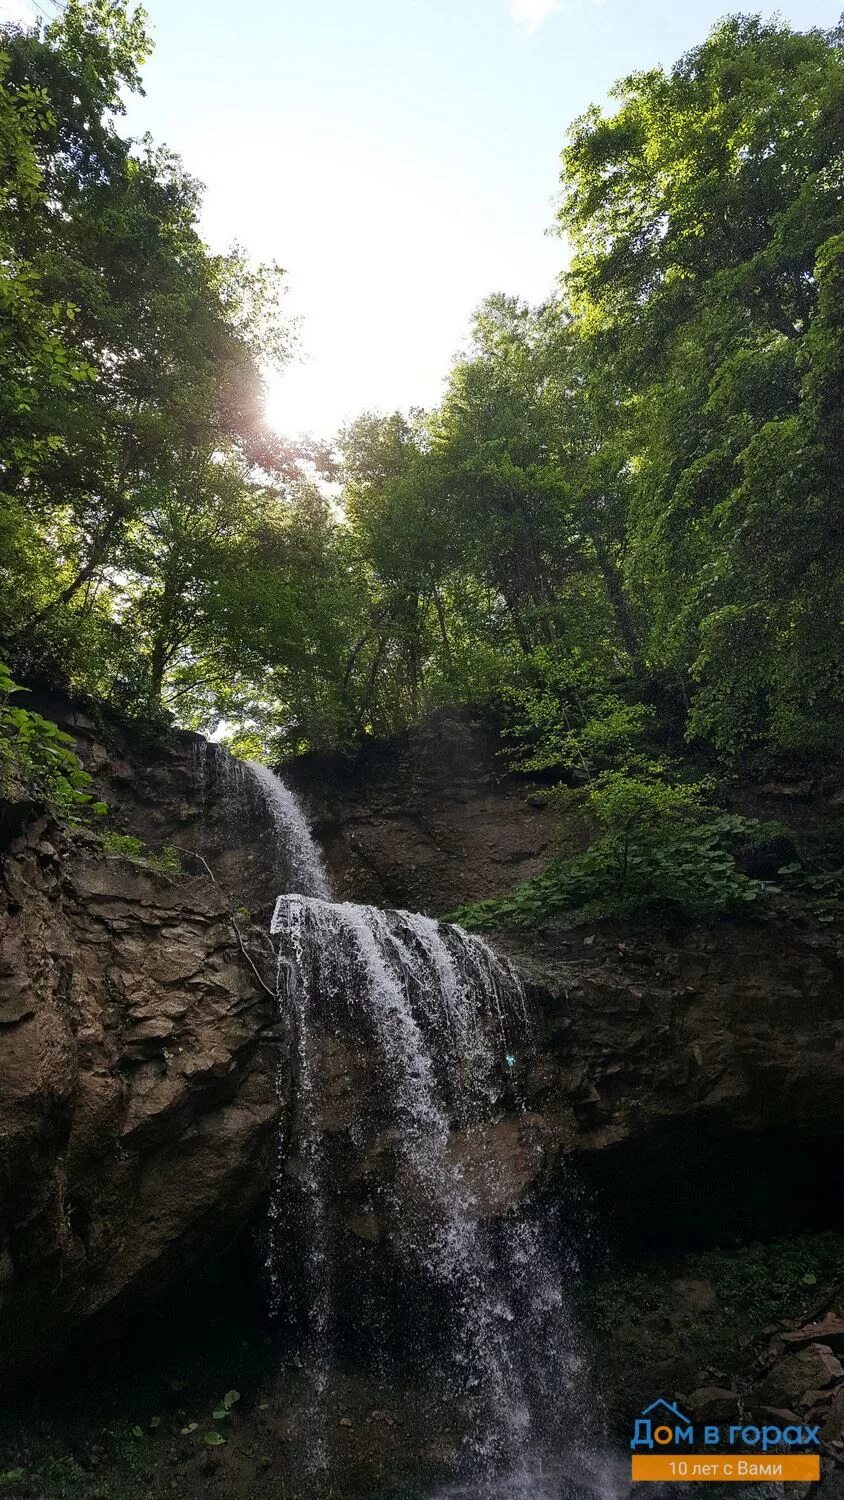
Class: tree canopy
2,3,842,802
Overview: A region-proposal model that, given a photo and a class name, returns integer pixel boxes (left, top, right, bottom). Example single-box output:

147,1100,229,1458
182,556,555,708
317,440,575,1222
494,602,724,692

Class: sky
3,0,842,439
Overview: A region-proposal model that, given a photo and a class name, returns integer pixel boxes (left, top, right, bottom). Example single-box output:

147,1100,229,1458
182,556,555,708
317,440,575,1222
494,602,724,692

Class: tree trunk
590,531,643,669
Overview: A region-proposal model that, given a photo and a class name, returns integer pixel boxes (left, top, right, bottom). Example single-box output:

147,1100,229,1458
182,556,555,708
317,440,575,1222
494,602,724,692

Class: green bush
452,772,772,929
0,661,106,822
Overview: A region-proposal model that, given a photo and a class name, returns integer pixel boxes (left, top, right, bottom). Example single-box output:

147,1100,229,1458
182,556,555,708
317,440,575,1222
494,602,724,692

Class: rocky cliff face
290,911,844,1265
284,708,554,914
287,711,844,1226
0,703,281,1389
2,698,843,1402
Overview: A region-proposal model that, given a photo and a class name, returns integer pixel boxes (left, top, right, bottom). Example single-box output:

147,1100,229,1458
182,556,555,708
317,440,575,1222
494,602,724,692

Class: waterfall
268,891,604,1495
245,759,332,898
240,764,611,1493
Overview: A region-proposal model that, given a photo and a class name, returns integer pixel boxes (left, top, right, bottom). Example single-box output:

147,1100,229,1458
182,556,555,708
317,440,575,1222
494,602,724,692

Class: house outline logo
631,1393,822,1466
640,1398,691,1424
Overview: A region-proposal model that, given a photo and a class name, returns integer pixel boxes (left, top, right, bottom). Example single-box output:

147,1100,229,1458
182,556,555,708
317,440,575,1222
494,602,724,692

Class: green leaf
204,1431,226,1446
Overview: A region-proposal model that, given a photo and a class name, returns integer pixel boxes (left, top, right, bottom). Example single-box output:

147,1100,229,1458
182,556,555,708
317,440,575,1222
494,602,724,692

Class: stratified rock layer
283,707,555,914
1,696,843,1393
0,810,277,1388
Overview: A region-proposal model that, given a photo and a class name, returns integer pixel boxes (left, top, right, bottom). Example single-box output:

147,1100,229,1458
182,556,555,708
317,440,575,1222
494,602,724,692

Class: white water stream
245,759,612,1497
245,758,332,898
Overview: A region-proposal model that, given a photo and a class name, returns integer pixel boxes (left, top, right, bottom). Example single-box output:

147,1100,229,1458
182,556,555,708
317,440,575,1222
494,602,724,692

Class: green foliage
499,646,654,777
699,1233,844,1326
0,0,294,728
453,774,771,928
2,5,842,836
30,1453,86,1492
0,661,101,819
777,859,844,923
559,14,844,767
101,830,181,878
101,832,143,859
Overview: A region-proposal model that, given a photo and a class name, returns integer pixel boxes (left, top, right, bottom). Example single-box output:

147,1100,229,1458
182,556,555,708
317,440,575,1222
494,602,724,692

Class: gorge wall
0,697,282,1388
283,707,555,913
1,697,843,1412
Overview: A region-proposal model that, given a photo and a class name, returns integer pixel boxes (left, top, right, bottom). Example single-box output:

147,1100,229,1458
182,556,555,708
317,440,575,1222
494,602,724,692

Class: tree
559,14,844,762
0,1,294,720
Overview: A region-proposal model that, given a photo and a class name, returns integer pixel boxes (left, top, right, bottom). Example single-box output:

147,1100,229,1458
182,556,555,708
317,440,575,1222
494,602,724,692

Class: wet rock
822,1387,844,1444
749,1405,802,1426
345,1210,381,1243
814,1466,844,1500
752,1344,844,1409
283,708,555,912
782,1316,844,1357
446,1115,554,1216
671,1278,718,1314
0,816,278,1390
5,686,844,1405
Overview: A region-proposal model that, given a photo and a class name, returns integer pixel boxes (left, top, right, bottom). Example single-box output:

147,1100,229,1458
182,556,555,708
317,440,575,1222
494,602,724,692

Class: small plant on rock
101,831,182,878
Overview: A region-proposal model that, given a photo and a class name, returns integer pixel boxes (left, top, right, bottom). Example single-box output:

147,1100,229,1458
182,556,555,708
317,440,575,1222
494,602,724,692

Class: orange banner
632,1455,820,1483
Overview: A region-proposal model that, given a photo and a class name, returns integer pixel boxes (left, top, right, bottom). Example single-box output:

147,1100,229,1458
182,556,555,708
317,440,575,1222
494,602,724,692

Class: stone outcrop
505,920,844,1243
19,687,293,925
0,804,278,1389
2,693,843,1396
680,1301,844,1465
294,912,844,1262
283,708,554,914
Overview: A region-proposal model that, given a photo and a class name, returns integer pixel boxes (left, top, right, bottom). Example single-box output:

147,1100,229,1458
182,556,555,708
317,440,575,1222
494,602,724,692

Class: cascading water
245,759,332,898
246,760,615,1497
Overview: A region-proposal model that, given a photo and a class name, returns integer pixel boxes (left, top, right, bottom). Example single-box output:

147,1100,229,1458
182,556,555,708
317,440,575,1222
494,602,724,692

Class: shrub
452,772,772,929
499,647,655,777
0,661,105,822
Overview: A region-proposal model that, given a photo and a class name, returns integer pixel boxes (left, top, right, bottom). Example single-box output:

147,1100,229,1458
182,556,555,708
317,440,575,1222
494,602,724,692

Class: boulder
670,1278,719,1315
687,1386,740,1423
752,1344,844,1410
822,1386,844,1445
781,1316,844,1357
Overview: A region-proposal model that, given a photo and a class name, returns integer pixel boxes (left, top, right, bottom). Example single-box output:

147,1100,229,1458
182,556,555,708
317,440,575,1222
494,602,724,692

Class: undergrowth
582,1230,844,1384
101,832,182,878
452,772,779,929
